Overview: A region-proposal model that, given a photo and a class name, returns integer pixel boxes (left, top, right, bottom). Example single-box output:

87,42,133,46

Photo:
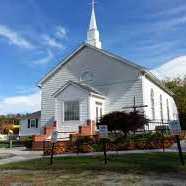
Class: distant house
19,111,41,137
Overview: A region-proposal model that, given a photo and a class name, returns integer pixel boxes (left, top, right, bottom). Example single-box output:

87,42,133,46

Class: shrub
155,125,171,135
92,144,103,152
99,111,148,136
20,136,33,149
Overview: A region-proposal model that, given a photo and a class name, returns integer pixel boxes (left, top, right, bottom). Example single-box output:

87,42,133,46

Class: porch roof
52,81,104,98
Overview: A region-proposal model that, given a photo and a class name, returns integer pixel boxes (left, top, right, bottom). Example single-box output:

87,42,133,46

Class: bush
99,111,148,136
155,125,171,135
20,136,33,149
92,144,103,152
109,132,174,150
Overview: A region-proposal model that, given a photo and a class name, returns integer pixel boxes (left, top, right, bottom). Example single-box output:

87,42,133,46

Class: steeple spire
87,0,102,49
89,0,97,30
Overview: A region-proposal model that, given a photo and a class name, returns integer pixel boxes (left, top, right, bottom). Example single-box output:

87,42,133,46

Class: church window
64,101,80,121
28,119,38,128
160,95,163,121
166,99,170,121
150,89,155,120
80,71,94,82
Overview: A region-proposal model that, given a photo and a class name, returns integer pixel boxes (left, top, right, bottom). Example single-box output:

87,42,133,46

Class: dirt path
0,170,186,186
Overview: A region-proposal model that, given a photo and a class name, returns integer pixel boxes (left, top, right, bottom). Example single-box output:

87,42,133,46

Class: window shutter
36,119,38,128
28,119,31,128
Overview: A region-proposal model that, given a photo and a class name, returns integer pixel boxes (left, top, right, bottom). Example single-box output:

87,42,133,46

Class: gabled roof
22,111,41,120
38,43,173,96
52,80,104,98
38,43,146,86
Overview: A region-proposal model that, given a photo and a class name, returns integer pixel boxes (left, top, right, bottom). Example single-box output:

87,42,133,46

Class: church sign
98,125,108,138
169,120,181,136
51,131,58,143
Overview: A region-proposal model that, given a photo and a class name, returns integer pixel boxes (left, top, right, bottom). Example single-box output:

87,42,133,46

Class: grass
0,143,9,148
1,153,186,185
0,152,186,174
0,141,21,148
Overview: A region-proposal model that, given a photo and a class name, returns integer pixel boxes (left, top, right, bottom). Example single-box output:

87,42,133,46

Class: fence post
176,135,184,166
50,142,55,165
43,141,45,156
103,139,107,165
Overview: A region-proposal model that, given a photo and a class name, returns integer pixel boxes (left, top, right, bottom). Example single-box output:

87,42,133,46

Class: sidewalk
0,147,43,165
0,146,184,165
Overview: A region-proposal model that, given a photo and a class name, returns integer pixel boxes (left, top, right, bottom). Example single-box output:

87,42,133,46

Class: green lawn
0,153,186,185
0,143,9,148
1,153,186,174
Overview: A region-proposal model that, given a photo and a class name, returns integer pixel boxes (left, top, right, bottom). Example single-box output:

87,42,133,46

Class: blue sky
0,0,186,114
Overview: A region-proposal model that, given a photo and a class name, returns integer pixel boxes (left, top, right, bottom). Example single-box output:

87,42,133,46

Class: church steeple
87,0,102,49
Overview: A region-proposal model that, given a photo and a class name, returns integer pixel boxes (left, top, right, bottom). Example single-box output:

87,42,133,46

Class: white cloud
56,26,67,39
135,41,177,52
0,91,41,115
153,5,186,17
15,86,38,95
32,50,53,65
161,16,186,29
152,56,186,79
42,34,64,49
0,25,34,49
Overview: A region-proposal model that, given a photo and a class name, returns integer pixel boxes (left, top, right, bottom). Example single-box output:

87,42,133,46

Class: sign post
98,125,108,165
50,131,58,165
169,120,184,166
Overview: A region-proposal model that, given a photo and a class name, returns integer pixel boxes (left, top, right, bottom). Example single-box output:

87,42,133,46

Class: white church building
38,2,178,138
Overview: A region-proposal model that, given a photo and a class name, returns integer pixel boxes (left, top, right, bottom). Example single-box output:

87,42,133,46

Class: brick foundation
79,120,96,136
32,120,97,151
32,123,56,150
43,141,75,155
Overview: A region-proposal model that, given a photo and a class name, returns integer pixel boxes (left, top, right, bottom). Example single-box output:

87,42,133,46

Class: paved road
0,140,186,165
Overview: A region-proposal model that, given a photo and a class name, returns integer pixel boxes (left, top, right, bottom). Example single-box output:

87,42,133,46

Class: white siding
142,76,178,121
19,119,41,137
55,84,89,134
41,46,143,127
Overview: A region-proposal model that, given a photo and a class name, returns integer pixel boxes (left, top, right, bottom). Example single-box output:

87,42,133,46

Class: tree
0,113,24,134
99,111,148,137
164,77,186,129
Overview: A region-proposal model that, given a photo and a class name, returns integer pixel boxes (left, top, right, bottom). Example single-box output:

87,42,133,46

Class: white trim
90,92,105,99
53,81,103,98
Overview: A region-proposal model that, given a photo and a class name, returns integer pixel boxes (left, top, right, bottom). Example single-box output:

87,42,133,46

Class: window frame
80,71,94,82
30,119,37,128
160,94,163,121
166,99,170,121
150,89,155,120
64,101,80,121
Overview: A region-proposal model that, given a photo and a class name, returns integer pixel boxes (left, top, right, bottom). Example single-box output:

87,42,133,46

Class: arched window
80,71,94,82
166,99,170,121
160,95,163,121
150,89,155,120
